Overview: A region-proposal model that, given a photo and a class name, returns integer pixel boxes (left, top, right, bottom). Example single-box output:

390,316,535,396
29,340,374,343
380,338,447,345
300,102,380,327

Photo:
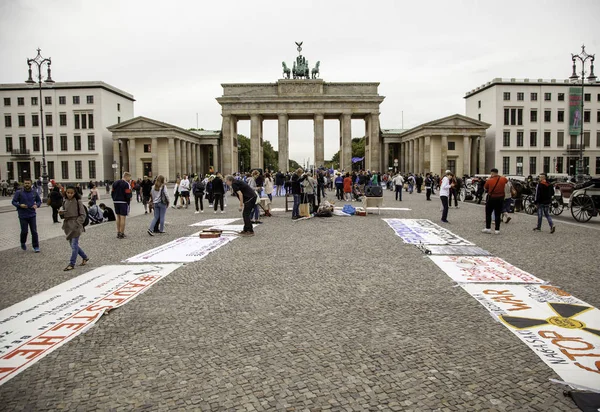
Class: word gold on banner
461,284,600,390
383,218,473,245
428,256,544,284
124,236,232,263
0,264,181,386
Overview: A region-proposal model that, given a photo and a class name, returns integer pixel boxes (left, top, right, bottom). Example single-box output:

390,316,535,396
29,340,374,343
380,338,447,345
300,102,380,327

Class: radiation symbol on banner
500,303,600,337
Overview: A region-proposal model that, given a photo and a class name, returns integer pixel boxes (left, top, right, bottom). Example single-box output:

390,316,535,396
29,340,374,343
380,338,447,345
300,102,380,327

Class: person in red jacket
343,172,352,201
482,168,508,234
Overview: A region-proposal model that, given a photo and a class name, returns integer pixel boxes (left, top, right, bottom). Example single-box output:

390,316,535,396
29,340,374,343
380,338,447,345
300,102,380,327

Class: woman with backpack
148,175,169,236
192,176,205,214
60,186,89,271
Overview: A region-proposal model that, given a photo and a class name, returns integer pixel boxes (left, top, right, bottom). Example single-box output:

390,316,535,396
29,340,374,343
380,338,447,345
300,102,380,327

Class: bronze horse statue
311,61,320,79
282,62,291,79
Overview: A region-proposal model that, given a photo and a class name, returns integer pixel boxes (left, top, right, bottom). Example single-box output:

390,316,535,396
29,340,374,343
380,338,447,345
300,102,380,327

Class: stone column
213,144,219,172
314,113,325,168
424,135,431,173
188,142,193,173
183,141,189,175
278,114,289,172
151,137,158,178
174,138,181,177
231,118,238,173
400,142,405,172
191,143,197,174
478,135,486,174
418,137,424,174
221,115,233,175
471,138,478,175
408,139,414,172
112,140,120,177
120,139,129,173
441,135,448,174
463,136,471,176
340,113,352,172
128,139,136,176
168,137,176,181
383,142,390,171
369,113,380,172
250,114,261,169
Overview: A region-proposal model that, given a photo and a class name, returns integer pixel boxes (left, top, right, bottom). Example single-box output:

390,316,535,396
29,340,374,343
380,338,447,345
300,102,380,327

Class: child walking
60,186,89,271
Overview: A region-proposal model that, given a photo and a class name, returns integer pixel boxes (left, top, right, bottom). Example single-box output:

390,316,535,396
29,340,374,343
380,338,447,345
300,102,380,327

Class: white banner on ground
421,245,491,256
189,218,240,227
0,264,181,386
335,207,411,211
124,236,233,263
383,218,473,245
461,284,600,390
428,256,544,283
189,224,257,237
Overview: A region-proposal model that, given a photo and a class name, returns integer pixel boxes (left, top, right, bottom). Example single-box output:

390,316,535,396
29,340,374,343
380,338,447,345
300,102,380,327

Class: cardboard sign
124,236,232,263
428,256,544,284
0,264,181,385
462,284,600,390
383,219,473,245
189,218,240,227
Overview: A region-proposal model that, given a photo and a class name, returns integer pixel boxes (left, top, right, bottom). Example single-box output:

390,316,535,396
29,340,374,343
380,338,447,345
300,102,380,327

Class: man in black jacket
141,176,153,214
212,173,226,213
226,175,257,236
533,173,556,233
290,168,307,220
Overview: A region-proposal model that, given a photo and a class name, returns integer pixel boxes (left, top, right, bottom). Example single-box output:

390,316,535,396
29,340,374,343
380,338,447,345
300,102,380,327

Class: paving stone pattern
1,188,598,411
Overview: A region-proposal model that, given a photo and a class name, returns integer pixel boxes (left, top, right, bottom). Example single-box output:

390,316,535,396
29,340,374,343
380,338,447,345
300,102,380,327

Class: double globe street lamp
25,48,55,202
569,45,596,180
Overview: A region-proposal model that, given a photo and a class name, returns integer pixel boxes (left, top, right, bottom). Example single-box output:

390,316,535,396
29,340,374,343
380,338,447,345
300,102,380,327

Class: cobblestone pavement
0,188,598,411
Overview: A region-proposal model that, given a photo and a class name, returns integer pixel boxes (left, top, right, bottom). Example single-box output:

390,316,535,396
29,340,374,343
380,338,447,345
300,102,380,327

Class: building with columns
465,78,600,176
107,116,220,181
217,79,385,174
0,81,134,182
381,114,489,176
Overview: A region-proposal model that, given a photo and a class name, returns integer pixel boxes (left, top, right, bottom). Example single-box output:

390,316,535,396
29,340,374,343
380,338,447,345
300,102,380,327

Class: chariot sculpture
281,42,321,80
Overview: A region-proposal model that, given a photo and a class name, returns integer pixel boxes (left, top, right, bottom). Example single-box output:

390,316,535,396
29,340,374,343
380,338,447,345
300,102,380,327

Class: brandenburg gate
217,44,385,174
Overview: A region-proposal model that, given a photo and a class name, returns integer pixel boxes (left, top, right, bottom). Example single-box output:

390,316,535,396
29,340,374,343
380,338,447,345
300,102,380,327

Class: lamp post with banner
569,45,596,181
25,48,55,203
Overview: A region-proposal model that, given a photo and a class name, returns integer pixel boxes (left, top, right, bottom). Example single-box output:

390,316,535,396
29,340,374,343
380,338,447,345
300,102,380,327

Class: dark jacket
12,189,41,219
212,177,225,194
49,188,64,208
534,181,553,205
111,180,132,204
291,174,306,195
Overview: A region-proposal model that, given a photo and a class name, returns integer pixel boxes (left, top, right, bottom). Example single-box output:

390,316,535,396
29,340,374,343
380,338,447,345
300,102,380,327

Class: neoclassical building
382,114,490,176
108,116,220,181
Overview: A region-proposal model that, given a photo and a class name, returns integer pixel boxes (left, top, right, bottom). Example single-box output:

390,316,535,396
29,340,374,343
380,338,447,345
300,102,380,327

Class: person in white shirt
439,170,454,223
392,173,404,201
179,175,191,209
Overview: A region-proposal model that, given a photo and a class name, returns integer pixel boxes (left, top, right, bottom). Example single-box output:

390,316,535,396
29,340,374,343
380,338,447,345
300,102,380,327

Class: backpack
194,181,205,194
77,202,90,227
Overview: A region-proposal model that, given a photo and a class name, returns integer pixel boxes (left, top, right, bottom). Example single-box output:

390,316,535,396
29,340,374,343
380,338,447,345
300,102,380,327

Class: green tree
237,134,251,172
326,137,365,170
263,140,278,171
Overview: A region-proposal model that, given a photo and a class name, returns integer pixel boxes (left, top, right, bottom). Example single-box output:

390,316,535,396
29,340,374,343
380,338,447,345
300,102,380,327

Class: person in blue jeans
533,173,556,233
290,168,307,219
12,178,41,252
147,175,169,236
60,186,89,271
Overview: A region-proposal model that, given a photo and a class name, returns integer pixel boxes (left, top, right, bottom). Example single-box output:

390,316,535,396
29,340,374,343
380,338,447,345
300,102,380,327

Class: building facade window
503,92,510,101
544,93,551,101
46,135,53,152
544,131,551,147
516,156,523,175
75,161,82,179
529,157,537,175
531,92,538,101
32,135,40,152
544,110,551,122
74,134,81,151
5,136,13,152
557,131,564,147
558,110,565,122
59,96,66,105
3,98,10,106
18,135,27,152
74,114,80,129
34,162,40,179
596,157,600,175
32,114,39,127
517,131,524,147
584,93,590,102
556,157,564,173
17,97,24,106
584,132,590,148
59,113,67,126
448,141,456,150
89,160,96,179
543,156,550,173
530,110,537,122
503,108,522,126
517,92,524,101
503,131,510,147
60,134,68,151
502,157,510,175
73,96,80,104
7,162,14,180
117,103,121,111
88,113,94,128
117,117,121,123
61,161,69,180
597,110,600,123
4,115,11,128
478,114,481,121
597,131,600,147
44,96,52,105
558,93,565,101
584,111,591,123
87,134,95,150
143,144,151,153
31,97,37,106
530,131,537,147
86,96,94,104
45,114,52,126
18,115,25,127
47,161,54,179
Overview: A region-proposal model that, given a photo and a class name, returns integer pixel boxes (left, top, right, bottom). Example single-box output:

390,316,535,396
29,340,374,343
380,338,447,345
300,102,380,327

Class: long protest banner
420,245,491,256
124,236,232,263
0,264,181,386
461,284,600,391
383,218,473,245
428,255,544,283
189,218,241,227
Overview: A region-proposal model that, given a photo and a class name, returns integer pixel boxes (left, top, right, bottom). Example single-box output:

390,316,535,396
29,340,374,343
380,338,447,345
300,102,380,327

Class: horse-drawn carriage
569,179,600,222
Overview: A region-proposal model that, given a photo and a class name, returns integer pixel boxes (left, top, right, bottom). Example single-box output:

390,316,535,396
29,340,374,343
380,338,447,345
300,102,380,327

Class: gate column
314,113,325,168
278,114,289,172
340,113,352,172
251,114,262,169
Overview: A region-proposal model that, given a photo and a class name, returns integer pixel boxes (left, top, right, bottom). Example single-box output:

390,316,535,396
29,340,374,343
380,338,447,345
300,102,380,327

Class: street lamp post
25,48,55,202
569,45,596,181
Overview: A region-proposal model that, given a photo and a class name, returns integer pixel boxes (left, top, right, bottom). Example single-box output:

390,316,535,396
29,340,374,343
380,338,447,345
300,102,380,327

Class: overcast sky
1,0,598,165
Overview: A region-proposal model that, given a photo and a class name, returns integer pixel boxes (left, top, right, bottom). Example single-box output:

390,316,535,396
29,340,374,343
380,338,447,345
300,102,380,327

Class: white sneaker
221,211,225,214
195,211,200,214
494,230,500,235
481,228,491,234
201,210,204,213
214,211,217,214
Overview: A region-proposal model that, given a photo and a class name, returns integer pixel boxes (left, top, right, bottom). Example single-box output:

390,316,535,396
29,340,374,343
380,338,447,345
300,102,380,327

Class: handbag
160,186,169,206
299,203,311,217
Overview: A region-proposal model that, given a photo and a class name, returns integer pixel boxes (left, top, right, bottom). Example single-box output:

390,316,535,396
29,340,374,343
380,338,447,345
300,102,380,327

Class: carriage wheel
570,194,594,222
523,196,537,215
550,198,564,216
